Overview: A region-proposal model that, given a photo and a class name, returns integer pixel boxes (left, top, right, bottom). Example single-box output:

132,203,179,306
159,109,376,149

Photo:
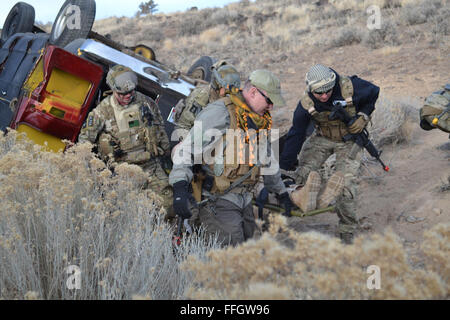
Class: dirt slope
357,126,449,247
286,121,449,262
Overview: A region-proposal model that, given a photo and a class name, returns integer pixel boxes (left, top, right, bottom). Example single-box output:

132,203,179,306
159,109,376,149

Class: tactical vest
301,76,356,142
208,96,260,194
174,85,218,131
420,84,450,133
97,96,156,164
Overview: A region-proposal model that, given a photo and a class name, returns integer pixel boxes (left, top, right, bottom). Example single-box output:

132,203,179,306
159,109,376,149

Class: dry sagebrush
0,131,218,300
182,215,449,299
0,131,448,300
369,94,418,147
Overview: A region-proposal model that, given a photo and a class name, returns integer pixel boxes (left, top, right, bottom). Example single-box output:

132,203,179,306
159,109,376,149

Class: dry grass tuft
0,131,219,299
369,95,419,147
182,219,449,299
379,45,402,55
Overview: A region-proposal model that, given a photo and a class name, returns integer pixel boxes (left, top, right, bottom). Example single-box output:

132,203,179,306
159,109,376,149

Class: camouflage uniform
172,61,241,135
173,84,219,132
281,64,380,242
170,70,289,246
78,65,172,210
295,135,363,234
420,84,450,134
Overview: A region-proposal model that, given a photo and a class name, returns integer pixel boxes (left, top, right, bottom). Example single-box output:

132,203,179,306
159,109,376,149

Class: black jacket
279,72,380,170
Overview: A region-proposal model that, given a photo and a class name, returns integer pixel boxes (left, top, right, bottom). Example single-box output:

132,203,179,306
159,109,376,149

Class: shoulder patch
300,93,315,114
87,115,94,127
339,76,354,100
186,85,211,109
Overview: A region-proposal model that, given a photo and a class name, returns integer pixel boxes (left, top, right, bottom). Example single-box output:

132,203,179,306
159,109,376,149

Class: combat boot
317,171,345,209
340,232,354,245
289,171,321,212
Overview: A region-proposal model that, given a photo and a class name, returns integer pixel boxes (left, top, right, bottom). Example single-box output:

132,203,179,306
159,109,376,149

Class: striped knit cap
305,64,336,93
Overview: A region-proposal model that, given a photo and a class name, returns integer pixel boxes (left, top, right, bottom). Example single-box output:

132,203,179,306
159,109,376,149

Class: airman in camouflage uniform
419,84,450,134
173,61,241,136
280,64,380,244
78,65,172,211
170,70,292,246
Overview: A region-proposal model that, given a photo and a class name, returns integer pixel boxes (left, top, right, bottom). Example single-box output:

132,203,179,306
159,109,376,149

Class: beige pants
294,133,362,234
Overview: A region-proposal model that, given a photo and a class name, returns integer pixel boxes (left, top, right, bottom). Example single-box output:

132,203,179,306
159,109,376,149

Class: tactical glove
348,113,369,134
255,187,269,220
113,148,125,158
160,154,173,174
281,174,296,187
172,180,196,219
279,192,293,217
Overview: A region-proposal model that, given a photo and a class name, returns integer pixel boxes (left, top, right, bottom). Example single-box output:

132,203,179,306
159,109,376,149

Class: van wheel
1,2,35,42
187,56,215,82
132,44,156,61
50,0,96,48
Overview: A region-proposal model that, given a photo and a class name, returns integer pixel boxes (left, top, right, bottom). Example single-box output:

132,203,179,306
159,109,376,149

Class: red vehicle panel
10,45,104,144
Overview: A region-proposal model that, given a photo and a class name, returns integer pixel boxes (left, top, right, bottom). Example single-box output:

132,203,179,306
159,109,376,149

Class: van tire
50,0,96,48
187,56,215,82
1,2,35,42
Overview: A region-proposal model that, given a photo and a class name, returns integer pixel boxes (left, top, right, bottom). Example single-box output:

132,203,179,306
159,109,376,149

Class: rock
277,54,288,62
406,215,425,223
358,216,372,230
361,221,373,230
432,208,442,215
437,141,450,151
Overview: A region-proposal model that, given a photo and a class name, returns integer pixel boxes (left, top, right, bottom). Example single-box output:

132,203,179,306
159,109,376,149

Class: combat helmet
210,60,241,90
106,65,138,93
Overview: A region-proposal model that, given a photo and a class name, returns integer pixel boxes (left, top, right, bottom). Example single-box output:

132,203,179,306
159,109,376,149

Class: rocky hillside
92,0,449,103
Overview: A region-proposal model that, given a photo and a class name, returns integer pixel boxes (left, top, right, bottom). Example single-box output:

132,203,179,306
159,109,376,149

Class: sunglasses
117,90,134,96
256,88,273,105
313,88,333,95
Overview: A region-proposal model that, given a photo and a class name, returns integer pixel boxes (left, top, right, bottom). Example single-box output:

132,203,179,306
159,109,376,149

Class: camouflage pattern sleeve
78,98,110,143
174,85,211,131
140,92,171,153
156,120,170,153
420,86,450,133
169,100,230,185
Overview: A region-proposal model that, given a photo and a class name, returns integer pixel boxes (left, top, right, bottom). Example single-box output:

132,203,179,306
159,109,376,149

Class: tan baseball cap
249,69,286,107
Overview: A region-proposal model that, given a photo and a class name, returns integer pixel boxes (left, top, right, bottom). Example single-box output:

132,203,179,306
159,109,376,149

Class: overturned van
9,44,103,152
0,0,214,151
